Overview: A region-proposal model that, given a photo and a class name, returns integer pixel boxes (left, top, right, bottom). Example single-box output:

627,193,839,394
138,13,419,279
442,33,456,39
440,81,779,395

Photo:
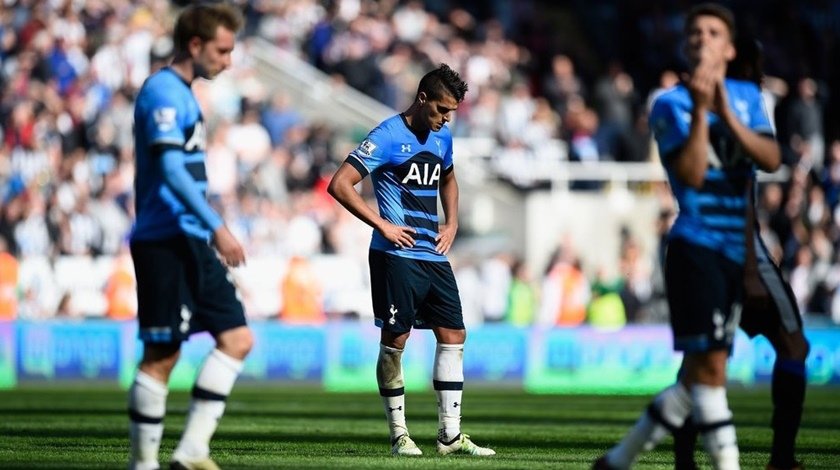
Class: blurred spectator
280,256,324,324
565,102,606,190
496,81,534,145
505,258,535,326
89,176,131,256
325,17,386,100
480,252,513,323
452,256,483,327
537,248,590,327
463,86,499,139
227,104,272,174
645,69,679,113
785,77,824,170
592,61,641,162
205,121,239,199
392,0,430,43
821,140,840,209
542,54,585,117
0,236,18,320
104,248,136,320
261,92,304,148
0,0,839,324
617,234,652,323
254,147,291,205
587,275,626,331
17,256,59,320
13,187,52,258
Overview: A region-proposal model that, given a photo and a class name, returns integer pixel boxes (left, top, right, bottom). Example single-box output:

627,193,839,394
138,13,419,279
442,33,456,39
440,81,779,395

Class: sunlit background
1,0,839,392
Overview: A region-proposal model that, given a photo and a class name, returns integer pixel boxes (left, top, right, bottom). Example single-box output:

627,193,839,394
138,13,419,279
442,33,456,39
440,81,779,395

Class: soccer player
128,5,252,470
595,4,790,469
327,64,495,457
671,36,809,470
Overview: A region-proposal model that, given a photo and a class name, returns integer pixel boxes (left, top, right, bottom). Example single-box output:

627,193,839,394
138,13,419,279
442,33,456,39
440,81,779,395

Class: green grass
0,385,838,469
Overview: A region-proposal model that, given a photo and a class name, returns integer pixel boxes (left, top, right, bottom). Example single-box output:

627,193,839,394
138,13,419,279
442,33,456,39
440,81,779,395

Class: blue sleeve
160,148,223,232
747,84,774,136
345,125,391,177
443,128,454,171
145,87,186,150
650,95,689,162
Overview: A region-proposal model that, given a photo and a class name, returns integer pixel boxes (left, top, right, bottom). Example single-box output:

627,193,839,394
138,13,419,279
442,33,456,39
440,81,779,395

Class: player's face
420,92,459,132
685,15,735,69
193,26,236,80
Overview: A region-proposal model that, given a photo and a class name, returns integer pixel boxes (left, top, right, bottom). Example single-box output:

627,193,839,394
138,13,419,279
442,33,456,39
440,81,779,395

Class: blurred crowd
0,0,839,327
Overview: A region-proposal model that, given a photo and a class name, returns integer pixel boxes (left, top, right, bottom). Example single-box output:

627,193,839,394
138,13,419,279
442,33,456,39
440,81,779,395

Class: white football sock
606,382,691,469
173,349,243,461
433,343,464,443
128,370,168,470
692,384,740,470
376,344,408,441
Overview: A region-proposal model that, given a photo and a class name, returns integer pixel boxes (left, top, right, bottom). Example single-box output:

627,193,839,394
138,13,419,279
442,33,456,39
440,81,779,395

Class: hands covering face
686,47,729,114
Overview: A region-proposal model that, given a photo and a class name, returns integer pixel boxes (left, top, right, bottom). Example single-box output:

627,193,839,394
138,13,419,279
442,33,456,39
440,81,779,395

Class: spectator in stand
542,54,585,117
0,0,839,325
480,252,513,323
593,61,641,162
280,256,325,324
227,103,272,174
537,248,590,327
821,140,840,209
104,247,136,321
618,235,652,323
0,236,18,320
505,258,535,326
785,77,824,170
261,92,304,148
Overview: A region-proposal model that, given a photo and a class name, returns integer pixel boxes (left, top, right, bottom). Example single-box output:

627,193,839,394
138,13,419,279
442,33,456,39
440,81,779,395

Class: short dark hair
684,3,736,41
417,63,469,103
728,37,763,84
173,3,243,54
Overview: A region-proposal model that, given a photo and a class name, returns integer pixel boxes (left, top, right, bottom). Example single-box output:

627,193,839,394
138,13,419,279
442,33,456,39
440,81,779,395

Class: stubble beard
194,61,213,80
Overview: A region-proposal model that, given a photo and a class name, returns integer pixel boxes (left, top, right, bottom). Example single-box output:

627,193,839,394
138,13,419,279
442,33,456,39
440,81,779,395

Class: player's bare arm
674,20,731,188
328,162,416,248
672,106,710,189
213,225,245,267
713,80,782,172
673,53,720,188
435,167,459,255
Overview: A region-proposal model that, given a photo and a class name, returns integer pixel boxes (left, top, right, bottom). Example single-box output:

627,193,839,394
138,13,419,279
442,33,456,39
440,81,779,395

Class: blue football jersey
650,78,775,264
345,114,454,262
131,67,213,242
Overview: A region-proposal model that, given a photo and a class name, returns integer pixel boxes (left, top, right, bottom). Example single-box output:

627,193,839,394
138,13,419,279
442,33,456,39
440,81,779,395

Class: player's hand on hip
380,222,415,249
213,225,246,267
435,223,458,255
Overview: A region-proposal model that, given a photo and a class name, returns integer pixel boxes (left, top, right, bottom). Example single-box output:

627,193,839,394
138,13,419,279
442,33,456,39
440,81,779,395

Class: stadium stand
1,0,839,326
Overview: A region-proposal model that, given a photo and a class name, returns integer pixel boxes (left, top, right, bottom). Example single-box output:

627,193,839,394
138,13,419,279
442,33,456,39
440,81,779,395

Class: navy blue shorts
368,250,464,334
130,235,246,343
665,239,743,353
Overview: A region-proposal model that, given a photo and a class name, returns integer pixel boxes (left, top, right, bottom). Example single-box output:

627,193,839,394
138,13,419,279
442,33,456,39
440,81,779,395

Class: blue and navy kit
131,67,219,242
650,78,774,264
345,114,454,262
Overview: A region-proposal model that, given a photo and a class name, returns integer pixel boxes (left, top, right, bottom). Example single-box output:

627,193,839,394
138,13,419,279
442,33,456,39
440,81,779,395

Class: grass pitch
0,385,838,469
